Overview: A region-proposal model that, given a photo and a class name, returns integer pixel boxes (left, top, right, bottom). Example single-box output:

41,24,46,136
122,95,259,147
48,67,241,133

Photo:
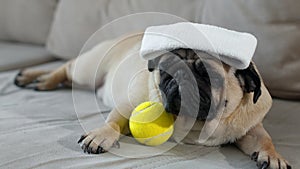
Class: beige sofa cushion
0,0,57,45
0,42,55,71
202,0,300,99
46,0,205,59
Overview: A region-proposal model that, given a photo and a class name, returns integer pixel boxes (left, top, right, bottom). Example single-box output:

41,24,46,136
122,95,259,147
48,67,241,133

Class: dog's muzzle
156,54,214,120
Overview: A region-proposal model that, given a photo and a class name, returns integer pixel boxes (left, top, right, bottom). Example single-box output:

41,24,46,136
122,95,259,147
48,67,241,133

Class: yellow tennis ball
129,101,174,146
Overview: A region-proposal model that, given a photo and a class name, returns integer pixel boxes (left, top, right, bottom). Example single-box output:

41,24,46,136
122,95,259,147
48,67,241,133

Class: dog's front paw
251,150,292,169
78,125,120,154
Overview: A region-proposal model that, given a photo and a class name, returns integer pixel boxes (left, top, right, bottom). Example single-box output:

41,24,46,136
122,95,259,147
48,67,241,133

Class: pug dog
14,34,291,169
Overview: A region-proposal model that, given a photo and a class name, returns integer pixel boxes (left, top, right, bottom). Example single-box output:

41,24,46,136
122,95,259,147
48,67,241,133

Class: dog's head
148,49,262,120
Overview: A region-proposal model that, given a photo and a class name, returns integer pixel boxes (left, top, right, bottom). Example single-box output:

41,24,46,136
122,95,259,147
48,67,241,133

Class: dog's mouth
159,72,181,115
159,67,213,120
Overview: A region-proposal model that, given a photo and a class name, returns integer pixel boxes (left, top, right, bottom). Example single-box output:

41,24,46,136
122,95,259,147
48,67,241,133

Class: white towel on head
140,22,257,69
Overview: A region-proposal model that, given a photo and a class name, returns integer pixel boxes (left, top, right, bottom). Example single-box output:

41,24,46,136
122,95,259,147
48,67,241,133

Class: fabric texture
141,22,257,69
201,0,300,99
0,42,55,71
0,62,299,168
46,0,205,59
0,0,57,45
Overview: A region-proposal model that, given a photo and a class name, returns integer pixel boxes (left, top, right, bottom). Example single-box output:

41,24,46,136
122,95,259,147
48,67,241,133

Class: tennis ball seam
140,128,173,145
131,102,156,117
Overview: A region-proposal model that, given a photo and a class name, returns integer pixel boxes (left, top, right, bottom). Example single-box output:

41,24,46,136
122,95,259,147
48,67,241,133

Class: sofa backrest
0,0,57,45
46,0,205,59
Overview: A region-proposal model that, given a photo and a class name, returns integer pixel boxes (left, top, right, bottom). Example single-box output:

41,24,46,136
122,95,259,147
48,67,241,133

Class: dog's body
15,33,291,169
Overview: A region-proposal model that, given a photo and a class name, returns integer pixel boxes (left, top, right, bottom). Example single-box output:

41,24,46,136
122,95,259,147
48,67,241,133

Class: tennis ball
129,101,174,146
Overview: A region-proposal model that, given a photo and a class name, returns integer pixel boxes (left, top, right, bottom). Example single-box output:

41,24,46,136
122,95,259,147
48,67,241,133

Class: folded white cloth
140,22,257,69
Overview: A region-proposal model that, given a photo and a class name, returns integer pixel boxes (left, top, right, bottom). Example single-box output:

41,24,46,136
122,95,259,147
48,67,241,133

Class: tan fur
15,33,291,168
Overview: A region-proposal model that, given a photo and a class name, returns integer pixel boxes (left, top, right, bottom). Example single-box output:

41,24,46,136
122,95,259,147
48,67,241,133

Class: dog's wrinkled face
148,49,262,120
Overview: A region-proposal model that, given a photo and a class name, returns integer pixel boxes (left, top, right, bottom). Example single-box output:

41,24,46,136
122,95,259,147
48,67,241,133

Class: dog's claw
14,71,25,87
87,146,92,154
14,78,24,87
17,70,24,76
260,161,269,169
78,135,87,143
82,144,87,153
251,152,259,161
17,72,22,76
97,146,105,154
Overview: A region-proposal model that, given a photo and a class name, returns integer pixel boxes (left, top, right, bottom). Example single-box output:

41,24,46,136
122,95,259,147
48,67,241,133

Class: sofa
0,0,299,168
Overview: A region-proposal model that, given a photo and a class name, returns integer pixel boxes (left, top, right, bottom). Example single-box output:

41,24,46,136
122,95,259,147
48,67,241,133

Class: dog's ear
235,63,262,103
148,57,161,72
148,60,156,72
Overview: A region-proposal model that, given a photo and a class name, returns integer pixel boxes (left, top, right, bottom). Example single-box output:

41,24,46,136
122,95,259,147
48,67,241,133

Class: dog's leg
15,38,122,91
78,104,132,154
236,123,291,169
15,60,73,91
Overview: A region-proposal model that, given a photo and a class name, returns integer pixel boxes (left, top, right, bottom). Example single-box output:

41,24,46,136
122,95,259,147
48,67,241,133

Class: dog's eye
193,59,206,75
